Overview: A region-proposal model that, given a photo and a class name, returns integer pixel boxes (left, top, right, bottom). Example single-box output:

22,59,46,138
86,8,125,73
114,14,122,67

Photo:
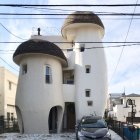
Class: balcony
63,69,74,85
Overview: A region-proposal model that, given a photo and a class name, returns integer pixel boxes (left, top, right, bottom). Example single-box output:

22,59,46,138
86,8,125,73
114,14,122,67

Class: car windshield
80,118,107,128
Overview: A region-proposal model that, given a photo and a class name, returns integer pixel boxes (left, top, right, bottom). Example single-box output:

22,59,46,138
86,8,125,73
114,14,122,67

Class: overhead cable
0,22,27,40
0,4,140,7
0,41,140,44
0,17,140,20
109,0,139,84
0,43,140,53
0,57,19,72
0,13,140,16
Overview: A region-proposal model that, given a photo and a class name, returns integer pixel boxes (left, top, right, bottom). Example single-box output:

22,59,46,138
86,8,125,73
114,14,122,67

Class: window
8,81,12,90
67,48,73,52
22,64,27,74
80,44,85,52
45,65,52,83
85,65,91,73
7,112,10,120
11,113,14,121
121,99,123,104
85,89,91,97
87,101,93,106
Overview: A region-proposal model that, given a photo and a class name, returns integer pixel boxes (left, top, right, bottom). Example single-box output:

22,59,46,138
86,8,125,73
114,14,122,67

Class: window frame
85,89,91,97
87,101,93,106
8,81,12,90
45,65,52,84
85,65,91,73
7,112,10,120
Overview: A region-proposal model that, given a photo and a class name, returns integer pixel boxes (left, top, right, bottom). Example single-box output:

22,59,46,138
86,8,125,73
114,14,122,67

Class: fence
0,116,19,134
107,119,140,140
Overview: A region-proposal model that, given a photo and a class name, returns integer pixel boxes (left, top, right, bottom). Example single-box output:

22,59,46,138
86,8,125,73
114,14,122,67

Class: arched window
45,65,52,83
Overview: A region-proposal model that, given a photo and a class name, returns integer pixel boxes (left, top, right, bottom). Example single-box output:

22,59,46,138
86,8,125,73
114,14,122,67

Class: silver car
75,116,111,140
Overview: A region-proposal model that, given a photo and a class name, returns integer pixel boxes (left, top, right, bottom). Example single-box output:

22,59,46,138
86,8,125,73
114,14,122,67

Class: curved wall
74,27,108,121
16,54,64,133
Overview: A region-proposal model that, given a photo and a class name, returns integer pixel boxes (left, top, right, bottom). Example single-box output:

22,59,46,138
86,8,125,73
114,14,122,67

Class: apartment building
0,67,18,120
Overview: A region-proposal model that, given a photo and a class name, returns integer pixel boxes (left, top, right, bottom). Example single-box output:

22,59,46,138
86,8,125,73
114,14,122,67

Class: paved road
0,130,123,140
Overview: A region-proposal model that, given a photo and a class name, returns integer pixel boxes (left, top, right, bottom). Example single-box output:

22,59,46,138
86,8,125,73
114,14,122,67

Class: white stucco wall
62,84,75,102
113,105,130,122
71,26,107,121
15,19,108,133
16,54,64,133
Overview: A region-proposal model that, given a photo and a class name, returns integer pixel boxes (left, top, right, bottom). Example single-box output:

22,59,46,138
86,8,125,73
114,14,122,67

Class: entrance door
67,103,76,130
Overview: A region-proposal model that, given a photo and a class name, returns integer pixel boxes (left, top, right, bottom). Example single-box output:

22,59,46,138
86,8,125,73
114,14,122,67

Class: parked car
75,116,111,140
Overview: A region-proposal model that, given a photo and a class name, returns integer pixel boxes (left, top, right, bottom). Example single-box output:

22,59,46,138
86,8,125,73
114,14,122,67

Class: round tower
13,38,67,133
62,11,108,121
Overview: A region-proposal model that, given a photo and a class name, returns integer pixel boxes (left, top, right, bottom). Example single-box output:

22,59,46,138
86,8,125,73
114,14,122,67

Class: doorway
63,102,76,131
48,106,57,133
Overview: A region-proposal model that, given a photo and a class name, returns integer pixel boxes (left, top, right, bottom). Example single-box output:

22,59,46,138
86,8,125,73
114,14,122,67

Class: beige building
0,66,18,119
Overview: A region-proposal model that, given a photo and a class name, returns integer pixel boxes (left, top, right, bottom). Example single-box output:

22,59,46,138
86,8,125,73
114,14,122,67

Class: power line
0,43,140,53
0,17,140,20
22,6,76,12
0,41,140,44
0,4,140,7
15,6,140,15
11,7,140,15
0,23,27,40
109,0,139,84
0,57,19,72
0,13,140,16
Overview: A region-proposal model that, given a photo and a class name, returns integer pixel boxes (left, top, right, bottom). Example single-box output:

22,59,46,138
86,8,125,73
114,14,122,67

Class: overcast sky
0,0,140,94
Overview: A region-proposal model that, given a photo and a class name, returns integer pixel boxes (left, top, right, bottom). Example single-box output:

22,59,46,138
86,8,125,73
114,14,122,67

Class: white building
0,67,18,119
108,93,140,123
108,93,125,111
13,11,108,134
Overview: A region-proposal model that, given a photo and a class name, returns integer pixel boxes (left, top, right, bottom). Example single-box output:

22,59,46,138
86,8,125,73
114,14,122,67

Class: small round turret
13,39,67,66
61,11,104,41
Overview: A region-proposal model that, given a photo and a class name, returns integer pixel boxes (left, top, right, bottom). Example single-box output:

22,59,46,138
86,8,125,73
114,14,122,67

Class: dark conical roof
62,11,104,30
13,39,67,65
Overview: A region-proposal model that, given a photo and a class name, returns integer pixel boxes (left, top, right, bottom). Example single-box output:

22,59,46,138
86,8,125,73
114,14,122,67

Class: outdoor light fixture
124,98,136,125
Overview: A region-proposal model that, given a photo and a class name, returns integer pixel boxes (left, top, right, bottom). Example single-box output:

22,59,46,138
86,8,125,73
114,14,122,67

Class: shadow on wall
15,106,24,133
48,106,63,133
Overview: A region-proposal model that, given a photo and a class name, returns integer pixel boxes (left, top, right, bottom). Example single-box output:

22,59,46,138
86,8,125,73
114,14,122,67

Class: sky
0,0,140,94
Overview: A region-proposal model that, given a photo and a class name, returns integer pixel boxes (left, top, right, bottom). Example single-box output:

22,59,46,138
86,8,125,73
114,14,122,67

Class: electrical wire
0,13,140,16
0,41,140,44
0,23,27,40
0,57,19,72
0,4,140,7
0,43,140,53
109,0,139,84
0,17,140,20
15,6,140,15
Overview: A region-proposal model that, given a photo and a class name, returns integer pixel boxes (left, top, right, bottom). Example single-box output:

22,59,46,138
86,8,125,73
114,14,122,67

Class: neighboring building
0,67,18,119
108,93,125,111
13,11,108,134
108,93,140,122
